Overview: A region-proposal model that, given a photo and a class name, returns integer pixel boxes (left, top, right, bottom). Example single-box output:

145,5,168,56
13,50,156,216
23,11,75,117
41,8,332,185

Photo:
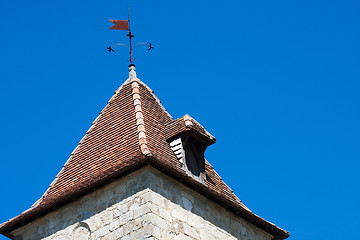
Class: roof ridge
133,80,173,121
130,77,152,157
127,64,172,157
0,66,289,240
29,83,126,210
183,114,216,141
204,161,249,210
28,65,165,210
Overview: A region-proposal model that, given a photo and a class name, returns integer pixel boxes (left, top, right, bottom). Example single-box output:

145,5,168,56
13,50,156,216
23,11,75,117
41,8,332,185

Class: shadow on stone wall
147,168,270,240
17,167,269,240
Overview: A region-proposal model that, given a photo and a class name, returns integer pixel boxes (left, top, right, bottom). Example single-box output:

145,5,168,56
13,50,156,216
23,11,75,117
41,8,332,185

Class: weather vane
107,6,153,64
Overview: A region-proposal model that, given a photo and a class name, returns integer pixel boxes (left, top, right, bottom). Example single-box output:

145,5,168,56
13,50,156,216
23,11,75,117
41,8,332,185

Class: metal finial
129,64,137,79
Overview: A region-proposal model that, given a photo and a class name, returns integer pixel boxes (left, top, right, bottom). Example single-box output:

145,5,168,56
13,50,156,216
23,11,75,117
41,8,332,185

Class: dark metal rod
128,5,133,64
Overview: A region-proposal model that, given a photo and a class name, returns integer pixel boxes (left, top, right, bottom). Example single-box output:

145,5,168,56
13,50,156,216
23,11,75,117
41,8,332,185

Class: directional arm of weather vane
110,43,131,51
132,42,153,51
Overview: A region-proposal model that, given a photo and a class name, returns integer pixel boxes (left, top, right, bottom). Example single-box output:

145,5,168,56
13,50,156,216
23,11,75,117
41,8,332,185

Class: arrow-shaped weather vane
108,6,153,64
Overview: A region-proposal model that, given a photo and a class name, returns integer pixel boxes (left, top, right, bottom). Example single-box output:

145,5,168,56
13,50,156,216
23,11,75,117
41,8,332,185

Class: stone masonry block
119,211,133,226
183,222,200,239
12,167,274,240
133,202,152,219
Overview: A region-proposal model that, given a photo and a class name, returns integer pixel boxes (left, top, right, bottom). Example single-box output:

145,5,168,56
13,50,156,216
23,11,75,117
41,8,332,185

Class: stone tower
0,65,289,240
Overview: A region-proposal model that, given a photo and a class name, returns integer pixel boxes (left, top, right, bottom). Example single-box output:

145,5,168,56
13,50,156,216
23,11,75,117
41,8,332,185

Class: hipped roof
0,66,289,240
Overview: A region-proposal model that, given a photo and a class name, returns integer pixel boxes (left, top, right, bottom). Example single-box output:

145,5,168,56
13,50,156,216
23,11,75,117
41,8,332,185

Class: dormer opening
169,133,208,182
182,135,206,178
166,114,216,182
184,145,200,176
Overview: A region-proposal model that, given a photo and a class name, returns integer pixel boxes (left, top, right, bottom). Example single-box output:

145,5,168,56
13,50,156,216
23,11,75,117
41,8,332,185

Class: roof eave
0,155,148,237
145,156,290,239
0,155,289,240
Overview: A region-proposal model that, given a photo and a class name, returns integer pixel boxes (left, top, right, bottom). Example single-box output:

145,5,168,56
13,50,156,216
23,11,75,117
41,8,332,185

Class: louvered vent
169,138,184,164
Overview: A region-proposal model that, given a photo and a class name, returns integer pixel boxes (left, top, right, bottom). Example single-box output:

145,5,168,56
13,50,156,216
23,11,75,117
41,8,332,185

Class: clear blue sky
1,0,359,239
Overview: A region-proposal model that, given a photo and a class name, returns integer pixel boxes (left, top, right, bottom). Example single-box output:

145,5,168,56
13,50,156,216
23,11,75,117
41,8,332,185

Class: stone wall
12,166,273,240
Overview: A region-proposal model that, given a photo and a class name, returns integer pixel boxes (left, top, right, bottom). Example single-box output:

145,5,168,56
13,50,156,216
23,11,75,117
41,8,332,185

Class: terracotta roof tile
0,66,289,240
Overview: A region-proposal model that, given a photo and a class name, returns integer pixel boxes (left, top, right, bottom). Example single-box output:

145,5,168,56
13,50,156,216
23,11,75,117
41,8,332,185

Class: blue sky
1,0,359,239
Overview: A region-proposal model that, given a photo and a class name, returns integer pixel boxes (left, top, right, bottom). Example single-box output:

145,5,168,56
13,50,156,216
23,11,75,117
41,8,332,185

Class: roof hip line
129,65,152,157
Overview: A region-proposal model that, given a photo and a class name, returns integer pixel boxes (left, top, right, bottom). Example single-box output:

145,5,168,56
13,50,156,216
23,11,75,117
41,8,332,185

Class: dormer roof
0,65,289,240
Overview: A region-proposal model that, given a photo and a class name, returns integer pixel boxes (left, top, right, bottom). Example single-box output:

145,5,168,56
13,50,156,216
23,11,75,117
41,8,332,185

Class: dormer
166,114,216,182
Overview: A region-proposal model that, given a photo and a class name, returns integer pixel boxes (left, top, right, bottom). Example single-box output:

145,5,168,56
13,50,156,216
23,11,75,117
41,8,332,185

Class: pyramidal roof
0,65,289,239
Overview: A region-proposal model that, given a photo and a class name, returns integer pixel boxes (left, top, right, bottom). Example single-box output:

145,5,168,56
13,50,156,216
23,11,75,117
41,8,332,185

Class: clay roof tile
0,65,289,240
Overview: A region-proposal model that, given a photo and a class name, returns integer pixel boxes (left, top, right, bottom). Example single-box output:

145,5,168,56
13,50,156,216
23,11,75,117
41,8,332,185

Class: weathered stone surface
12,167,273,240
